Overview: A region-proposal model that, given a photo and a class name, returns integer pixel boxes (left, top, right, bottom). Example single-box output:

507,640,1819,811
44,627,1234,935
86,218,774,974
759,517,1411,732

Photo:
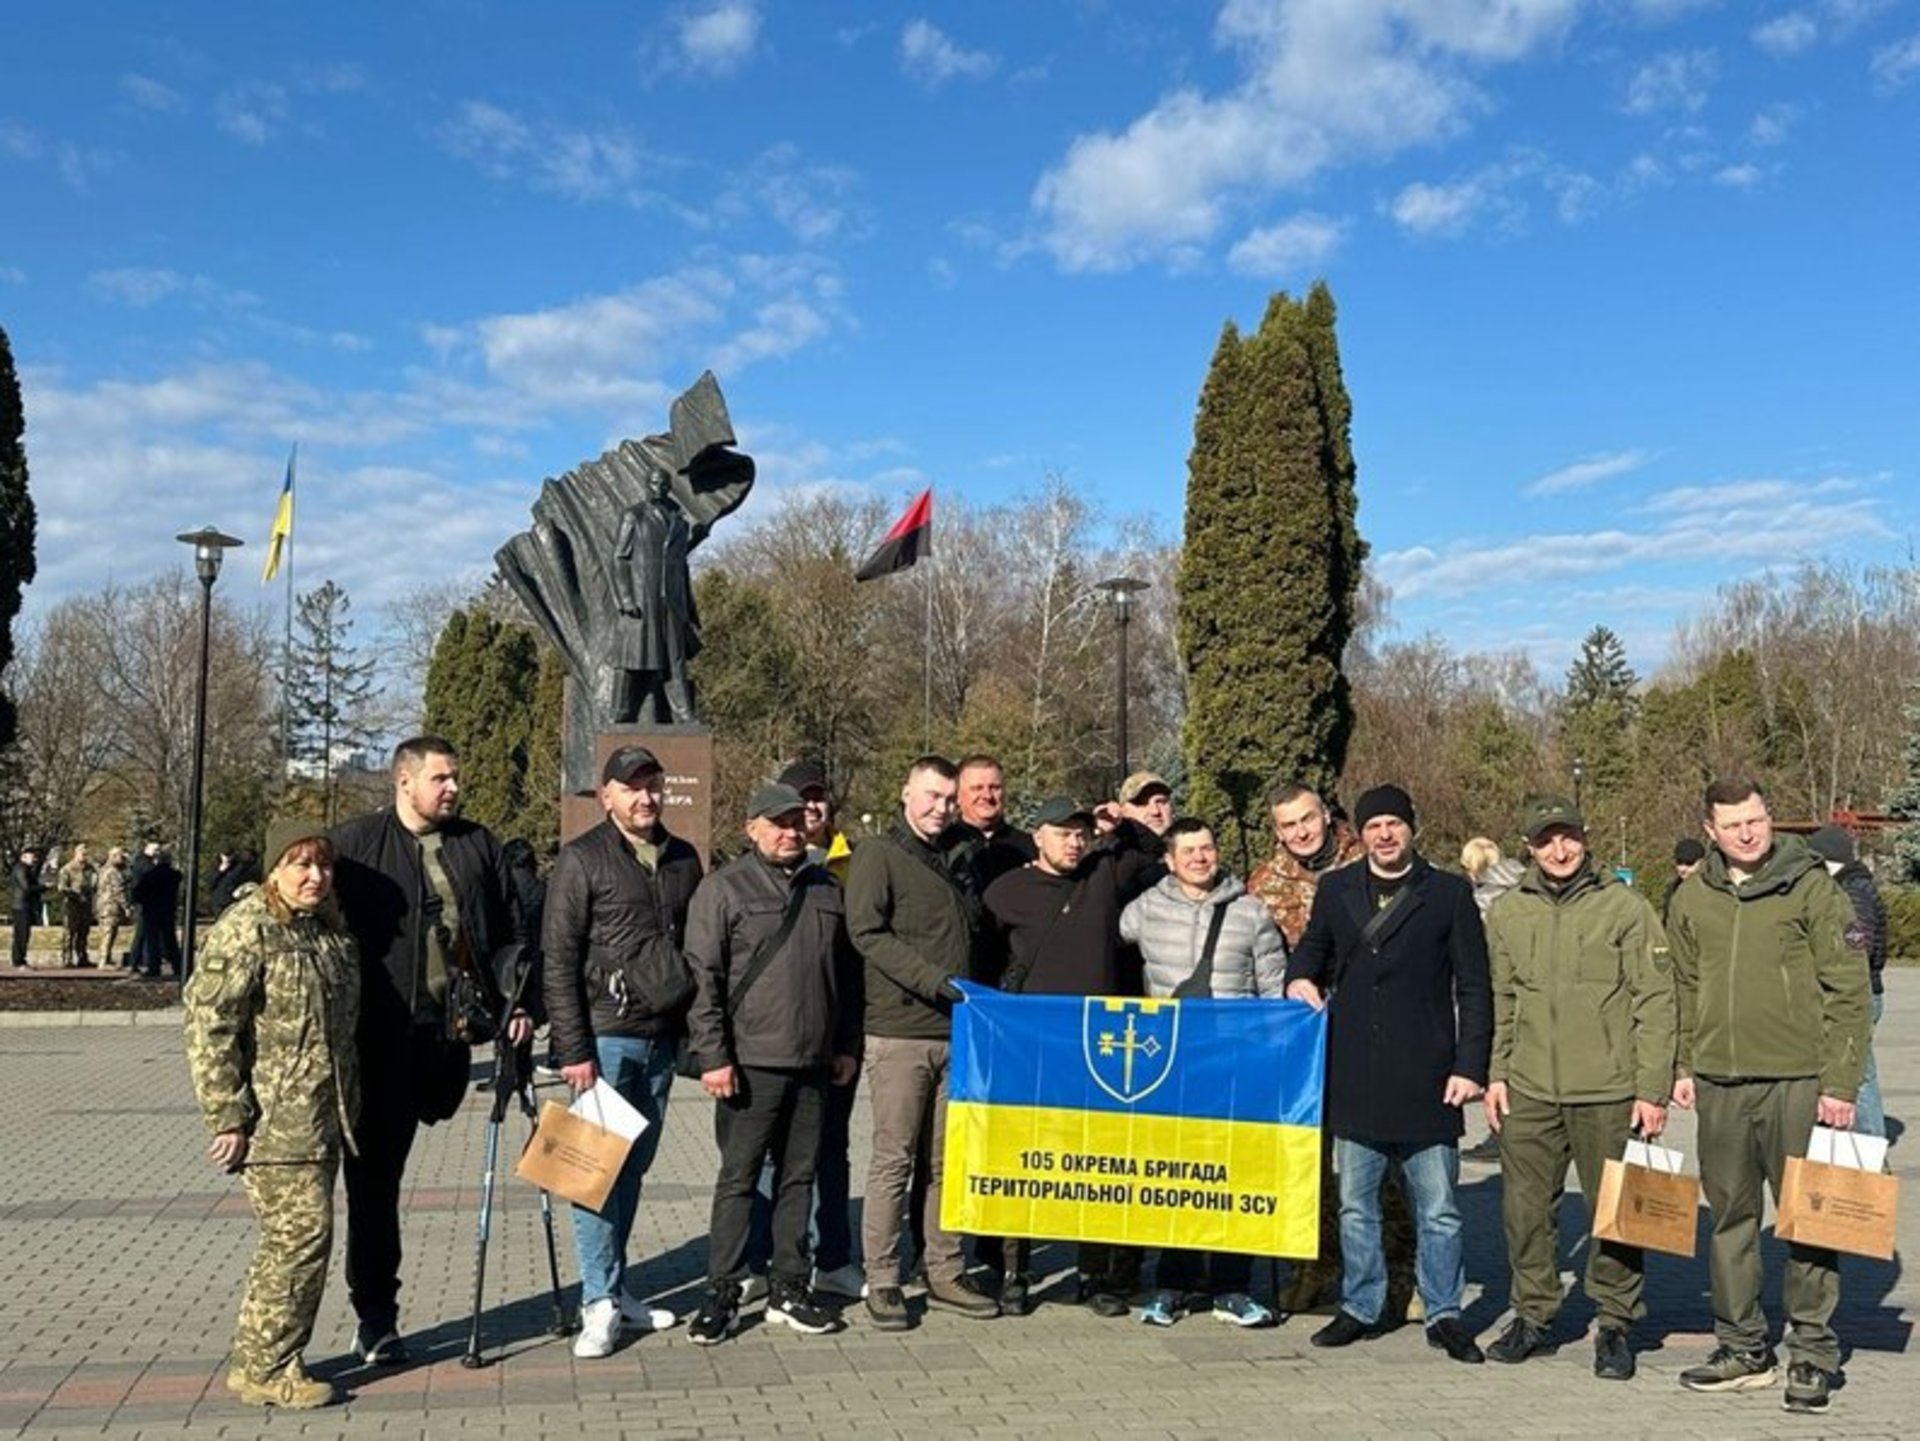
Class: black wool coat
1284,856,1493,1145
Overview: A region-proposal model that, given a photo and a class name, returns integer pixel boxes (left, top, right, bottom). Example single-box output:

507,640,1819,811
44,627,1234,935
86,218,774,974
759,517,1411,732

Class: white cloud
89,267,192,307
1526,448,1651,496
216,82,291,144
1227,212,1345,274
1749,103,1795,144
439,101,648,204
738,143,868,243
678,2,762,76
0,123,115,190
1390,178,1488,236
1713,161,1766,187
0,265,26,284
1753,12,1819,54
1032,0,1580,272
1871,32,1920,89
900,19,998,87
1378,476,1888,601
1624,49,1717,115
121,74,185,111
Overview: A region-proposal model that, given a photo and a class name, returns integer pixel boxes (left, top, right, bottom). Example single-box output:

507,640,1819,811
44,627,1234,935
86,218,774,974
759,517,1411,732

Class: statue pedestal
561,726,716,862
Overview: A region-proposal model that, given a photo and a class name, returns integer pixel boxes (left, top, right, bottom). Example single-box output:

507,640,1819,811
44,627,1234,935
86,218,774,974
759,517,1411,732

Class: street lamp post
1095,576,1150,790
176,527,244,980
1571,755,1586,811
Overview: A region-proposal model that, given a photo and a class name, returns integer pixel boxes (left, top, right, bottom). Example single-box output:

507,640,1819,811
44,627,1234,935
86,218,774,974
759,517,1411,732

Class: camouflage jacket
95,863,132,923
184,889,361,1163
1247,823,1364,948
56,859,96,902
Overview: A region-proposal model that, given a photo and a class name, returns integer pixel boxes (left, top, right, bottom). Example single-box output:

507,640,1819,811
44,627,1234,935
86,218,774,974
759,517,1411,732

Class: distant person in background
57,843,97,967
1664,838,1705,921
96,847,134,968
9,846,44,968
1461,837,1524,918
133,849,184,979
129,840,161,974
210,850,262,916
1806,825,1889,1139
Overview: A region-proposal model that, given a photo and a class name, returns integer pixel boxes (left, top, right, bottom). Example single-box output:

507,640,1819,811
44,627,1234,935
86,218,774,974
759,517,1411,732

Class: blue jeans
1334,1137,1465,1325
569,1035,676,1305
1854,992,1887,1138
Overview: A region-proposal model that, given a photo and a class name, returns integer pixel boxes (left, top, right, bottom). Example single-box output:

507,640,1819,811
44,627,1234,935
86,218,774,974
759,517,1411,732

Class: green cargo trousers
1498,1090,1645,1330
1694,1075,1840,1371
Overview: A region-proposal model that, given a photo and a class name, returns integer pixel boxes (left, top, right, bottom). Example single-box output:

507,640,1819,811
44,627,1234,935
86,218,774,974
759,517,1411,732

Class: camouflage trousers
1283,1130,1418,1314
232,1155,338,1383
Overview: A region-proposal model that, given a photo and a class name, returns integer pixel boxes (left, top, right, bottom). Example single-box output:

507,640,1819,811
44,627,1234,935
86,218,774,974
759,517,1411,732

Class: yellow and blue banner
261,444,295,583
942,983,1325,1256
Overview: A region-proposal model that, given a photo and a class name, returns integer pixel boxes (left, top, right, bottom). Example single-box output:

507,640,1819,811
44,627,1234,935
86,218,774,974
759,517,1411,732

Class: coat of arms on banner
1083,998,1178,1103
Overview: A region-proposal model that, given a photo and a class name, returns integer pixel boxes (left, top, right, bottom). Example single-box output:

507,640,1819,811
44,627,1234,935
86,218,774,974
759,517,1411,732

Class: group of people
7,839,184,975
180,736,1884,1419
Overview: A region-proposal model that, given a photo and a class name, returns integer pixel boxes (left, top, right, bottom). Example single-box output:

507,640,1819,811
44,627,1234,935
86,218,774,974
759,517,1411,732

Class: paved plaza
0,990,1913,1439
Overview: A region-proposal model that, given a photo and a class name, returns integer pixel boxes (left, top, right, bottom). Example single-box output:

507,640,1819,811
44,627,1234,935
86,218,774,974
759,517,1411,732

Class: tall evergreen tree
285,580,379,822
0,326,39,751
1177,282,1364,865
1886,686,1920,883
1560,624,1640,800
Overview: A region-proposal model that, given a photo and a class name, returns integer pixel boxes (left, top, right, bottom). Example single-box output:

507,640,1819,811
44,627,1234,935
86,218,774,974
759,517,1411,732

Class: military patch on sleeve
1844,922,1870,951
1652,944,1672,974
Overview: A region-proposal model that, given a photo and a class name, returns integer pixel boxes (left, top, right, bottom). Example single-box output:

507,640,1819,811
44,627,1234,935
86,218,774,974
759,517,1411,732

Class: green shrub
1882,885,1920,964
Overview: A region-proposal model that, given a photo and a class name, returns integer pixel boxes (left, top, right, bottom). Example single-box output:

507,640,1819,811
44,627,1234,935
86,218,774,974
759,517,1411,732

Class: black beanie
1672,837,1707,866
1353,784,1415,832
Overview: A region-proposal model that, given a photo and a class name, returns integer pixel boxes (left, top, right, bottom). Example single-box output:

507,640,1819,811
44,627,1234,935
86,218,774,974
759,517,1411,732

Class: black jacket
984,841,1159,997
131,862,181,923
9,860,42,917
946,821,1037,902
1286,855,1493,1145
684,850,860,1072
333,809,518,1051
1832,859,1888,995
845,817,984,1041
542,818,703,1064
209,855,260,916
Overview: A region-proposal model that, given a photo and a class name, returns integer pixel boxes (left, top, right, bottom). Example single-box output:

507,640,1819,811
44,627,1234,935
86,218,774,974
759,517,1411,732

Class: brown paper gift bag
514,1099,635,1212
1776,1156,1899,1261
1592,1156,1701,1257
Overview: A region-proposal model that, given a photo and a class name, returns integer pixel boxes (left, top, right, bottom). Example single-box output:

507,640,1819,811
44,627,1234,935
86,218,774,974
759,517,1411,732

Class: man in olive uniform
56,843,96,967
95,847,133,969
1667,778,1870,1415
1482,796,1675,1380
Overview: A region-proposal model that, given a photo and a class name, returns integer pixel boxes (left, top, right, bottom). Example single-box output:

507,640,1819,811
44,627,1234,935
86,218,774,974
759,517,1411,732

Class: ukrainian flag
261,445,295,583
943,984,1324,1255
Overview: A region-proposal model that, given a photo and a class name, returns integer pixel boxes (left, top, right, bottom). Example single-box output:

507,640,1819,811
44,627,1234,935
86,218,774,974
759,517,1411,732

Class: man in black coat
333,736,529,1366
1285,784,1493,1364
130,849,183,978
9,847,43,968
542,743,703,1358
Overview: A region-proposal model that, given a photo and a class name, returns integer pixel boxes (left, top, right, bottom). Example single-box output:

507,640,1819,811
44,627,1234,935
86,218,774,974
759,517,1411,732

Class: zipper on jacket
1726,892,1742,1078
1546,899,1562,1100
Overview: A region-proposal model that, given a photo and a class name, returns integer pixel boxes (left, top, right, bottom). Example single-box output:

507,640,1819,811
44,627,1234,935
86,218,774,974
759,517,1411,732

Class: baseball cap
602,744,663,785
1521,795,1585,843
1031,796,1093,829
747,781,808,821
1119,771,1170,804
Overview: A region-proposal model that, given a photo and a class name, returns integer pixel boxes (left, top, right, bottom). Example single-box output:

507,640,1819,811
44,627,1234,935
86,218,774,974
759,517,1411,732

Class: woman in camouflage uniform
184,818,360,1410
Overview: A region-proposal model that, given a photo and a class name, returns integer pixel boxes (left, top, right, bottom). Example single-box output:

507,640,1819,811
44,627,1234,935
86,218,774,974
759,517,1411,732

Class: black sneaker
1781,1362,1830,1413
999,1274,1032,1317
1426,1317,1486,1364
1679,1344,1777,1392
1310,1311,1380,1348
767,1287,842,1336
1594,1327,1635,1381
865,1285,914,1332
925,1273,1000,1318
1487,1316,1554,1364
351,1322,409,1367
687,1289,740,1346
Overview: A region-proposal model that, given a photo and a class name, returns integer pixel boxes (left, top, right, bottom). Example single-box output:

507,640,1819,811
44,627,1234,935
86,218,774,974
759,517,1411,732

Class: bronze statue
496,372,754,792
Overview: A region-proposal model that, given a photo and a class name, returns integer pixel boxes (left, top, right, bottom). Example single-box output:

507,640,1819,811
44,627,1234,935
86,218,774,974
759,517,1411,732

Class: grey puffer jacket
1119,873,1288,999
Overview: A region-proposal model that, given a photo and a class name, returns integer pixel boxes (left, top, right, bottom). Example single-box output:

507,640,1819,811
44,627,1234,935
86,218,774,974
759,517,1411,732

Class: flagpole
923,546,933,752
280,444,296,788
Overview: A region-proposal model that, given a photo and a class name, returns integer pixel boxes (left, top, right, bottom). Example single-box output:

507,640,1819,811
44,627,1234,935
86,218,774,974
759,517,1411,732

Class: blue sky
4,0,1917,677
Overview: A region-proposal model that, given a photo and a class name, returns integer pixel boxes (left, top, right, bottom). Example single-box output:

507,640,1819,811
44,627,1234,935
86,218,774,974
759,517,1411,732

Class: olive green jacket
183,889,361,1163
1665,835,1870,1099
1487,864,1676,1105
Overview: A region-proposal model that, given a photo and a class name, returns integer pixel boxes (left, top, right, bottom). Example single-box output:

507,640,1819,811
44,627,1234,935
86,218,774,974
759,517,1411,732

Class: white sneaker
572,1297,620,1359
740,1272,769,1304
812,1263,866,1299
619,1295,679,1332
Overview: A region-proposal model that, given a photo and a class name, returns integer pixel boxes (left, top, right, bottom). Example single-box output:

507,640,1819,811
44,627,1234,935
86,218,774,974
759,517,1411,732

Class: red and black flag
855,487,933,581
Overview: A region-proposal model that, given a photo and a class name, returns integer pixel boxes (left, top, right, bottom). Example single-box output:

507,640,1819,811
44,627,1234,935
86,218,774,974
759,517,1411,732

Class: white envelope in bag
570,1077,651,1143
1808,1124,1888,1174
